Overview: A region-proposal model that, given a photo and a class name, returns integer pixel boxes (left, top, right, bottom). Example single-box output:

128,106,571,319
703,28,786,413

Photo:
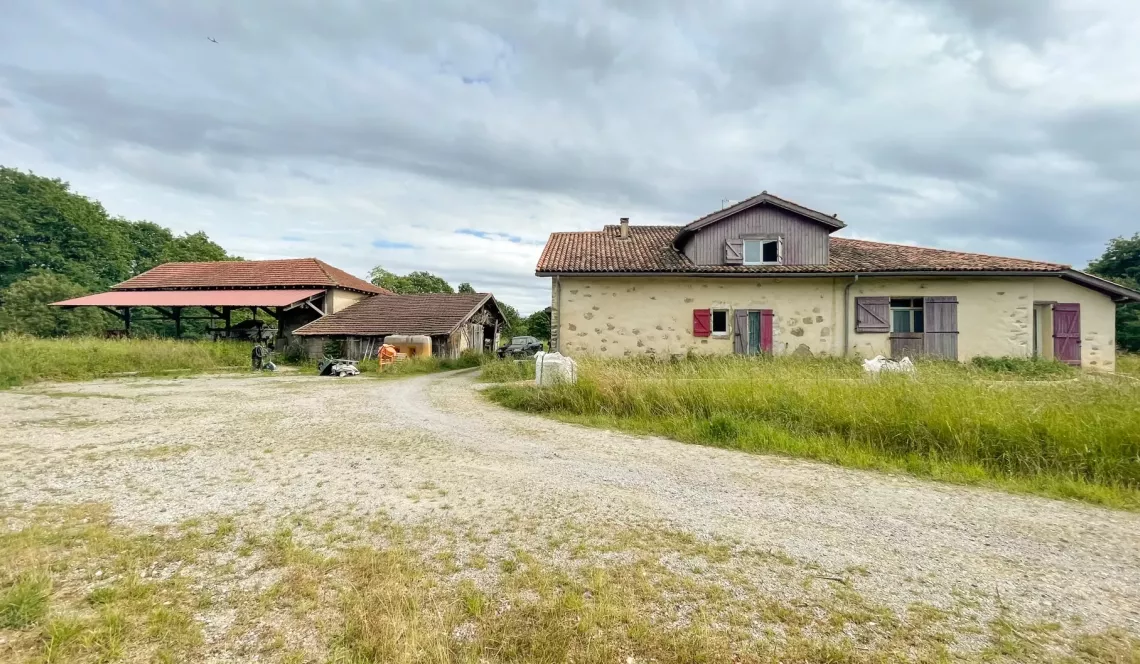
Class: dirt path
2,370,1138,638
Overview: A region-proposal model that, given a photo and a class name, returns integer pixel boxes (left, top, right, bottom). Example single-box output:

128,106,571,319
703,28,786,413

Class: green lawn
485,355,1140,510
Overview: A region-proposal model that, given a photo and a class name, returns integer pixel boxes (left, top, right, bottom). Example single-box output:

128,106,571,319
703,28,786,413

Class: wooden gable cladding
854,296,890,333
923,296,958,360
681,204,830,267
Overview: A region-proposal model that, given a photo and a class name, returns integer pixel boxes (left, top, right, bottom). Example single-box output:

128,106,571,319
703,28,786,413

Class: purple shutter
1053,304,1081,366
725,239,744,265
855,297,889,333
923,297,958,360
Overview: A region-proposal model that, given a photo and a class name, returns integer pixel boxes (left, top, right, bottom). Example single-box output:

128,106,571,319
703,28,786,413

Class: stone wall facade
552,275,1118,370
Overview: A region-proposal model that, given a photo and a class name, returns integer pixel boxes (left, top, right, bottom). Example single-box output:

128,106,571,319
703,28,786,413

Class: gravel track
2,369,1138,636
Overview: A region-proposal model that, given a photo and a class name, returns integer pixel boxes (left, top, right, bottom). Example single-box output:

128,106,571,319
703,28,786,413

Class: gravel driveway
2,369,1138,643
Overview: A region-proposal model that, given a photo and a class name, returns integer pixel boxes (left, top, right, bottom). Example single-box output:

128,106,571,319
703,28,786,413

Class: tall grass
487,356,1140,509
0,335,253,388
1118,353,1140,378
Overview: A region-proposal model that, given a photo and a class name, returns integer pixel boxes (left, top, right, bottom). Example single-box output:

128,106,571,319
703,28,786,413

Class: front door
1053,303,1081,366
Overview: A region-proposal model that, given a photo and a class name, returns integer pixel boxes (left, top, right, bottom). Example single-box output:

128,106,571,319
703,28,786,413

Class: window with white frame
889,298,924,333
743,238,780,265
711,309,728,335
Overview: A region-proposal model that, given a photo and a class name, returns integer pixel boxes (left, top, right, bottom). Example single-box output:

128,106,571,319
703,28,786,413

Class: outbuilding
293,292,506,359
52,258,389,339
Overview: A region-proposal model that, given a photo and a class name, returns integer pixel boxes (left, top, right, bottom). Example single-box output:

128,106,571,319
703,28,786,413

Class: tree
497,301,522,337
0,167,133,291
1088,233,1140,352
524,307,552,341
457,282,476,294
0,167,237,294
0,273,106,337
369,266,454,294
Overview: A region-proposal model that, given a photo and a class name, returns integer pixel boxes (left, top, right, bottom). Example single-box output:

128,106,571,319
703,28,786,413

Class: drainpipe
843,275,859,357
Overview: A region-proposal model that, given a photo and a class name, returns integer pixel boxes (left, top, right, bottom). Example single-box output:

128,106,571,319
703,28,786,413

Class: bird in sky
207,37,218,43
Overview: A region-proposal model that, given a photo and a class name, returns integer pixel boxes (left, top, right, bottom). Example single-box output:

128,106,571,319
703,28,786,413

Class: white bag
534,351,578,386
863,355,917,377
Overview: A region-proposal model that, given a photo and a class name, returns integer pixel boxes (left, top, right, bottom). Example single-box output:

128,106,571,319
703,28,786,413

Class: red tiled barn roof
113,258,389,294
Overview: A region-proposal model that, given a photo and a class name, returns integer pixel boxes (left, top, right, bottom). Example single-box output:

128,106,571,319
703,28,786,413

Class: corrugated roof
535,225,1069,274
294,293,502,337
52,289,327,308
112,258,389,294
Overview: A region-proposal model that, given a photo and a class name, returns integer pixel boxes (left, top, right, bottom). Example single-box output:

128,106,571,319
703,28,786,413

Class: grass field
0,335,254,388
485,355,1140,509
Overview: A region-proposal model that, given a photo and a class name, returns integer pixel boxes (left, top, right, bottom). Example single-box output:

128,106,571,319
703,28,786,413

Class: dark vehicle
498,336,543,358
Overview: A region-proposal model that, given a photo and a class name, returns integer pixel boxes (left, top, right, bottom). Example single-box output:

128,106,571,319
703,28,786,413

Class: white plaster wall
555,275,1121,370
557,277,841,358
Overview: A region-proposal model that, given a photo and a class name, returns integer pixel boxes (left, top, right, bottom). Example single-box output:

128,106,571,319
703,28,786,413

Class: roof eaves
1061,270,1140,302
445,294,494,335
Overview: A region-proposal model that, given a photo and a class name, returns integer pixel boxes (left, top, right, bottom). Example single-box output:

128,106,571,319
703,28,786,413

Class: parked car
498,336,543,358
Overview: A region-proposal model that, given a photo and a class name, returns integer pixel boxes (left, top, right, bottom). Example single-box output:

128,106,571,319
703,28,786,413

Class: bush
0,335,253,388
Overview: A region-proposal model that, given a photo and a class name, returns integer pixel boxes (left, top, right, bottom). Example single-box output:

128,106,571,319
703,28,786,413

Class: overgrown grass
969,355,1076,379
0,335,253,388
478,358,536,383
486,355,1140,509
1119,353,1140,378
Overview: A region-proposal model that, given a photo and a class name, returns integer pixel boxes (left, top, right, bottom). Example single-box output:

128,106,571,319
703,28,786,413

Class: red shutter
1053,303,1081,366
693,309,711,337
760,309,774,353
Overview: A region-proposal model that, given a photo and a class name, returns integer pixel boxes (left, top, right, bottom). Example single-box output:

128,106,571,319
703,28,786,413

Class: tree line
0,167,549,341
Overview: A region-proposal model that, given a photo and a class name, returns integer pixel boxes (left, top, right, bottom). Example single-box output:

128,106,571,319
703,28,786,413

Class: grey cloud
1,0,1137,300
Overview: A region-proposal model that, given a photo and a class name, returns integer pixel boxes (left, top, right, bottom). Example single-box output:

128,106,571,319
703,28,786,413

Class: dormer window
743,238,781,265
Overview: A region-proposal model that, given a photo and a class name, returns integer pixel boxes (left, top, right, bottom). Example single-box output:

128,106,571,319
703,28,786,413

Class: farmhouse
536,192,1140,370
292,292,506,359
52,258,388,339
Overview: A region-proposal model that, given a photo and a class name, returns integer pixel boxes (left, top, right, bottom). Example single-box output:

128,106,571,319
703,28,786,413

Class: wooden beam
99,307,127,322
149,307,177,321
174,307,182,338
304,300,324,316
224,307,231,335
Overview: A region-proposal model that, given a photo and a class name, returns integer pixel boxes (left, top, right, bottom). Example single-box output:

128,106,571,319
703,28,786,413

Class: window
711,310,728,335
743,239,780,265
889,298,924,333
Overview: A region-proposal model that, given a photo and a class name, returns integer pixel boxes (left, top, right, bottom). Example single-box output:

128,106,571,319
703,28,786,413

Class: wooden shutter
725,239,744,265
732,310,748,354
854,296,889,333
760,310,774,353
923,296,958,360
693,309,711,337
776,238,784,265
1053,303,1081,366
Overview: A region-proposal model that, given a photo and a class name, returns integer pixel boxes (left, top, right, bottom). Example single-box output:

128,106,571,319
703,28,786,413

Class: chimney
619,217,630,238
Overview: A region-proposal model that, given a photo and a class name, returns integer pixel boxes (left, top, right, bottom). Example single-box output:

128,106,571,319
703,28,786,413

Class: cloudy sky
2,1,1138,312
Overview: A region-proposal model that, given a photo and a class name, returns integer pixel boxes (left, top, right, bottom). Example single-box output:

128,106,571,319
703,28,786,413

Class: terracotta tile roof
535,225,1069,274
294,293,502,337
113,258,389,294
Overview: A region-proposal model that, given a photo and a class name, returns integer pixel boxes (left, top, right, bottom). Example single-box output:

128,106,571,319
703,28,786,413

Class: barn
293,292,507,359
